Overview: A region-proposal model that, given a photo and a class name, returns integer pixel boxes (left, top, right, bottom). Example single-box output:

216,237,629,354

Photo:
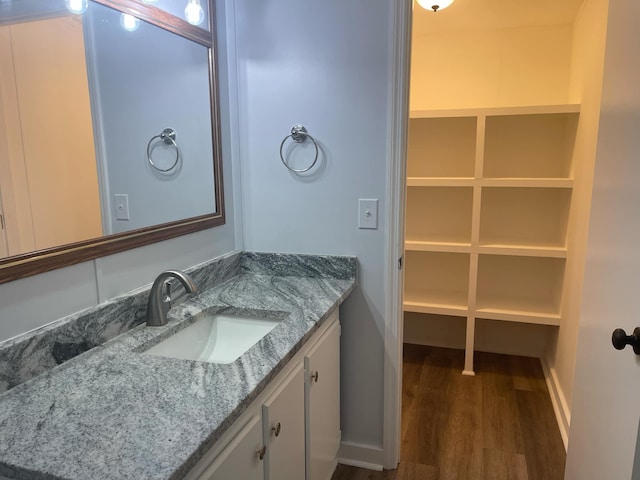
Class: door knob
612,327,640,355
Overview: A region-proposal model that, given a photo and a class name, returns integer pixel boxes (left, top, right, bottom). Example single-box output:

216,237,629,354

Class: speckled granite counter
0,252,356,480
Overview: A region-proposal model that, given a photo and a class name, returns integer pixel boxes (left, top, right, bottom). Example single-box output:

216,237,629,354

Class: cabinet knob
612,327,640,355
257,445,267,461
272,422,281,437
311,371,319,383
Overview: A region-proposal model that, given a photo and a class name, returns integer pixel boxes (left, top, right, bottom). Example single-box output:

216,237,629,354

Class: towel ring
147,128,179,172
279,125,319,173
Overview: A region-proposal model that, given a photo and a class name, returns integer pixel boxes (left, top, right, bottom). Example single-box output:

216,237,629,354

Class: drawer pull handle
272,422,281,437
258,445,267,461
311,371,319,383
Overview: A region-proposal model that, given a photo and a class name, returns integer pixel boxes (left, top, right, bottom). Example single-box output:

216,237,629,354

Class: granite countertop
0,254,356,480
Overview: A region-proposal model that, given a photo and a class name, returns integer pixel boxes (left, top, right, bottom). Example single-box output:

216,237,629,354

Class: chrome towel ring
279,124,319,173
147,128,179,172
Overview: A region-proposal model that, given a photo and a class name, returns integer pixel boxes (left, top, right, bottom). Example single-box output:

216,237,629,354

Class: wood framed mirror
0,0,224,284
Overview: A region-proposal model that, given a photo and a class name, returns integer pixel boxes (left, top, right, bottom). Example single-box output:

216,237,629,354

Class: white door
564,0,640,478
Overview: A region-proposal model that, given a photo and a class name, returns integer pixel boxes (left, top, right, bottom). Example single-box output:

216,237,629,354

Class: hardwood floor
332,345,565,480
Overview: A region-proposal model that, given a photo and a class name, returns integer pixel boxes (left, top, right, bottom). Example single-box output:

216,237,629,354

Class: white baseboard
540,357,570,451
337,441,384,471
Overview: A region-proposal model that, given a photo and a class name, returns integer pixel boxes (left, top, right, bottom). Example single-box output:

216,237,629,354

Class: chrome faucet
146,270,198,327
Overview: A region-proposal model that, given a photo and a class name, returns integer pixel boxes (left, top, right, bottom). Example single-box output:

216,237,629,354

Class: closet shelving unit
404,104,580,374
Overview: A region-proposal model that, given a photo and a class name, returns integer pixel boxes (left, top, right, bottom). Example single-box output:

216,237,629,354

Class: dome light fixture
417,0,454,12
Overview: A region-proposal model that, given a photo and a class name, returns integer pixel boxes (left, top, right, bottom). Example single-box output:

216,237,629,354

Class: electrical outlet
358,198,378,229
115,194,130,220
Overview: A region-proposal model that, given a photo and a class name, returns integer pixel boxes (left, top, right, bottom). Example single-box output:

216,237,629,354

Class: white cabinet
305,320,341,480
198,415,265,480
262,364,305,480
186,311,340,480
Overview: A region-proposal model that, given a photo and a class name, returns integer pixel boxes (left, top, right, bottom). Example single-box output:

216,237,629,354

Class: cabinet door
305,320,341,480
198,415,265,480
262,363,305,480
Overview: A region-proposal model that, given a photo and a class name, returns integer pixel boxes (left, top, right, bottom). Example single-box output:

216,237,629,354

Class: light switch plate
358,198,378,229
115,194,130,220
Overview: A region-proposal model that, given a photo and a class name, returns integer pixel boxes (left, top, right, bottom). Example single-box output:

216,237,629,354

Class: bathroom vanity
184,310,340,480
0,252,356,480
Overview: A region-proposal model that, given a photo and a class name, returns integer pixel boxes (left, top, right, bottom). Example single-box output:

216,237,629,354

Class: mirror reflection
0,0,217,260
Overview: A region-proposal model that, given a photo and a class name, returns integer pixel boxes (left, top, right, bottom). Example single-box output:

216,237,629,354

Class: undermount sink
144,312,284,364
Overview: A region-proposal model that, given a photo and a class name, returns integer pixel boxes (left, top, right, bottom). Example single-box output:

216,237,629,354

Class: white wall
0,0,242,343
232,0,393,450
543,0,609,443
85,3,215,234
410,24,574,110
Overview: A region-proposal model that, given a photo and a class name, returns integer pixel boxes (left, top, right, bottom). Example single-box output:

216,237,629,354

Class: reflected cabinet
404,105,579,373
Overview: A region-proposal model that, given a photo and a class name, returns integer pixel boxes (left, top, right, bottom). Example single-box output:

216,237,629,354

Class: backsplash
0,252,357,394
240,251,356,279
0,252,242,393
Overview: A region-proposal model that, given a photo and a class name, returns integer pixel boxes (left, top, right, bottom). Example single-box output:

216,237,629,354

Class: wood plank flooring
332,345,566,480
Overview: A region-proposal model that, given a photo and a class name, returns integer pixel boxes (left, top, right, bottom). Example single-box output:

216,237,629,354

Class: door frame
382,0,412,469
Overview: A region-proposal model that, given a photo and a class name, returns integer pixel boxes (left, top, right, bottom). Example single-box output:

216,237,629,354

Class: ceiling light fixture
417,0,454,12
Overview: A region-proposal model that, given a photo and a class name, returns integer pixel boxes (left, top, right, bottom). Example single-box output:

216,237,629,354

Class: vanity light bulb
65,0,88,14
120,13,140,32
184,0,205,26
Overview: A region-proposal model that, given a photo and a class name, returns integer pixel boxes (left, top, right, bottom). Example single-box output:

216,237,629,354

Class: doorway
385,0,610,472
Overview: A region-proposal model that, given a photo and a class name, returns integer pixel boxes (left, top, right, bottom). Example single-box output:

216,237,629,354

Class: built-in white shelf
479,187,571,249
480,178,573,188
407,116,476,178
403,105,578,373
405,240,472,253
405,187,473,245
475,308,561,326
410,103,580,119
403,300,469,317
477,244,567,258
407,177,475,187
